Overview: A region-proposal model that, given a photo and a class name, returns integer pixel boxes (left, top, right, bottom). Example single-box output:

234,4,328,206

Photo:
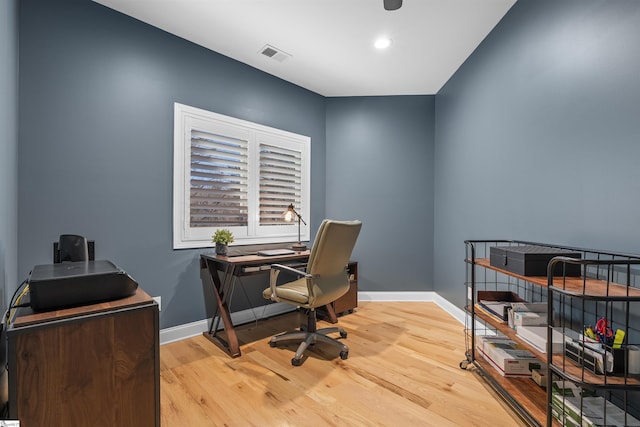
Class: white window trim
173,103,310,249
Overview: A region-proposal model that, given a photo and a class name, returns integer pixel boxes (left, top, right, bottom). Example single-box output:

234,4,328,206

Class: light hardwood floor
160,302,524,426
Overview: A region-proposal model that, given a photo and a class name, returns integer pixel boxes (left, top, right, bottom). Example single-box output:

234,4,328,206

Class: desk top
9,288,155,329
201,250,310,267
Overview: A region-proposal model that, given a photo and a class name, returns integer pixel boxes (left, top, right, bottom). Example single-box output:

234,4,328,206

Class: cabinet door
10,306,158,426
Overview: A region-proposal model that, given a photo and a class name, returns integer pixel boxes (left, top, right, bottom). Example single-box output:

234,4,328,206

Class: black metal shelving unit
461,239,640,427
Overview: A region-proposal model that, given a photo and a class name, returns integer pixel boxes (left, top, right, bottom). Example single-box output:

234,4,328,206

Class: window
173,103,310,249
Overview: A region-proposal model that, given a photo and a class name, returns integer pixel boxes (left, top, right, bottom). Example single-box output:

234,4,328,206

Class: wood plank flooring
160,302,525,426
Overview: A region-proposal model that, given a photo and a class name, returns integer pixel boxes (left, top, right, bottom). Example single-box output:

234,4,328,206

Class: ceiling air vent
259,44,291,63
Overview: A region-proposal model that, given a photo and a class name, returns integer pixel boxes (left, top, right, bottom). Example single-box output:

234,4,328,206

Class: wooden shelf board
472,258,640,298
473,356,551,426
550,353,640,387
468,306,640,387
469,306,547,361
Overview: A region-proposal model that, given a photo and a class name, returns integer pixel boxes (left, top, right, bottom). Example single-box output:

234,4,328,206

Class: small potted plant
212,229,234,256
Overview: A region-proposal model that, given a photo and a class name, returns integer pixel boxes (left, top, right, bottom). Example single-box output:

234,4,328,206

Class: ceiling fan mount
384,0,403,11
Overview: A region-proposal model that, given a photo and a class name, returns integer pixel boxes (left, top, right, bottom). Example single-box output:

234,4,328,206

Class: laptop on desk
256,249,296,256
225,249,257,257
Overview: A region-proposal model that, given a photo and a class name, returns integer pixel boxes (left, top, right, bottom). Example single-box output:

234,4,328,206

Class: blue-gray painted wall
0,0,19,313
14,0,640,330
17,0,328,329
16,0,431,329
434,0,640,307
326,96,435,292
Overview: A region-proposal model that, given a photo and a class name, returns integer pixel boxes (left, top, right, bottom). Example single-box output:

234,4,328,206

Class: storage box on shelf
461,240,640,427
476,335,540,377
489,245,582,277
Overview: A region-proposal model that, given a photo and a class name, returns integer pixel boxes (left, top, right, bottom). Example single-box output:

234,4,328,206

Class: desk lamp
283,203,307,251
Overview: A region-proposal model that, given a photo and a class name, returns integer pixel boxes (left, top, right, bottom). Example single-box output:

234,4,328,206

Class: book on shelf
476,291,526,322
476,297,547,326
477,300,511,322
476,335,539,377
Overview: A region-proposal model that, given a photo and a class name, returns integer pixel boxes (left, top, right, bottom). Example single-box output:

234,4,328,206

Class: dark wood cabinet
7,289,159,427
331,261,358,314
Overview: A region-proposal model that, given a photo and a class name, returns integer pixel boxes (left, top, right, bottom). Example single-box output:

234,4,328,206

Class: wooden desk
7,289,160,427
200,252,358,358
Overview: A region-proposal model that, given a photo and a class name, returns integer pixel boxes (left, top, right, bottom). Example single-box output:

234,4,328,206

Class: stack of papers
564,339,615,374
551,393,640,427
516,326,565,354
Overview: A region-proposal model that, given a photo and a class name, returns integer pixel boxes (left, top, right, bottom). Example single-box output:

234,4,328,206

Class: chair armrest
268,263,311,302
271,263,310,278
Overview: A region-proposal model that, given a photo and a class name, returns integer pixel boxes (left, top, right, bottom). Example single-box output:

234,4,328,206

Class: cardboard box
508,302,547,328
531,367,546,388
476,335,538,377
513,311,546,328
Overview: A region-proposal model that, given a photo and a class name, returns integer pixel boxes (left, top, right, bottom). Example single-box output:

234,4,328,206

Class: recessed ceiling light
374,37,392,49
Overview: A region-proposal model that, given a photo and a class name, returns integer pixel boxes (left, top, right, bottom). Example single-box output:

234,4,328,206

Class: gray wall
0,0,19,313
434,0,640,307
18,0,637,329
17,0,326,328
326,96,435,292
15,0,436,330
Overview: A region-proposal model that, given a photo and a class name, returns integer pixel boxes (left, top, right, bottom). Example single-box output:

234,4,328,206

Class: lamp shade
282,203,306,251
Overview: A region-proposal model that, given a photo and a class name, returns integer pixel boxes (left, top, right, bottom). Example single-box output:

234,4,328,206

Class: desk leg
203,261,241,358
323,303,338,324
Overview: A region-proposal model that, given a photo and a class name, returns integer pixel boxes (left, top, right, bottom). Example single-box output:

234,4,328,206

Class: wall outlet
153,296,161,311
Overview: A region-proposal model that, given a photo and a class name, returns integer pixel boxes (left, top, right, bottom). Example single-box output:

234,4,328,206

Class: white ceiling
93,0,516,97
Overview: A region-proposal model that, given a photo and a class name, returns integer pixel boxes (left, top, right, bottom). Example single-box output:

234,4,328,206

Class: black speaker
57,234,89,262
384,0,402,11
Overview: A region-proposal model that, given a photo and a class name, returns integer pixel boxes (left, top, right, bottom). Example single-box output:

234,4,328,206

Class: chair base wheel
269,340,277,348
340,331,347,338
340,350,348,360
291,357,302,366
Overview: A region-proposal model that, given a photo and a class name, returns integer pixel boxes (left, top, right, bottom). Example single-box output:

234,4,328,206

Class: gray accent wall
17,0,326,328
15,0,433,330
326,96,435,292
434,0,640,307
1,0,19,312
14,0,640,330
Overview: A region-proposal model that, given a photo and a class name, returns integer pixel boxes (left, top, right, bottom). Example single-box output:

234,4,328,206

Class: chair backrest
305,219,362,307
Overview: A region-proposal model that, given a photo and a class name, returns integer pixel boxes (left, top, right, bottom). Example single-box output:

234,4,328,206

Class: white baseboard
159,292,465,345
358,291,465,325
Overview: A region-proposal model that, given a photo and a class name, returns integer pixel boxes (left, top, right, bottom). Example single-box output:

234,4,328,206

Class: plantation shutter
190,129,249,227
259,143,302,225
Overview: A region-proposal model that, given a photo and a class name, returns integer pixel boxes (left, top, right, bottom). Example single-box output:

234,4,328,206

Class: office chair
263,219,362,366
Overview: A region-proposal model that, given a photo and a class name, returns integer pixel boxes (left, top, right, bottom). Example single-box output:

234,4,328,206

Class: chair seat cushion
262,277,310,305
